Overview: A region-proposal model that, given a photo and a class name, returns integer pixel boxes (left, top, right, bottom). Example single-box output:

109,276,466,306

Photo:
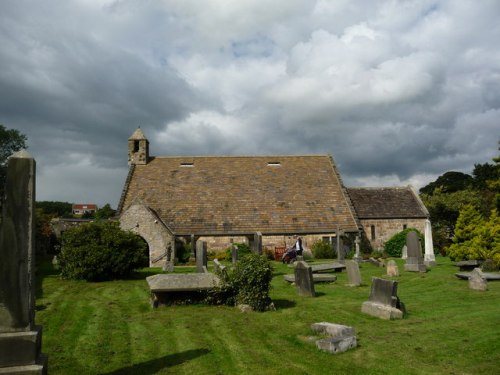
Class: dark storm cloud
1,0,499,205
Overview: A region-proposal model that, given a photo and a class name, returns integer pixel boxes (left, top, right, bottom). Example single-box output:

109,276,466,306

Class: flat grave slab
454,272,500,281
284,274,337,283
147,273,221,308
455,260,483,271
310,263,346,273
147,273,220,292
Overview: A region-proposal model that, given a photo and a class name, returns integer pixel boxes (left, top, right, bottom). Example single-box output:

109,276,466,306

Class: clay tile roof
119,155,360,235
347,187,428,219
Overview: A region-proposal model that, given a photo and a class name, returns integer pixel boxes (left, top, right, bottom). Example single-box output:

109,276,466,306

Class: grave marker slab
294,261,315,297
345,260,362,287
361,277,405,320
386,260,400,277
404,232,427,272
196,240,208,273
0,151,47,373
468,268,488,291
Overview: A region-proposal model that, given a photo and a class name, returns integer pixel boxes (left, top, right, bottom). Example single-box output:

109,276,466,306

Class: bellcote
128,127,149,165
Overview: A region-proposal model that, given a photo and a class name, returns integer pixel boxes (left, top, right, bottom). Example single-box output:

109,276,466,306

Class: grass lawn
35,256,499,375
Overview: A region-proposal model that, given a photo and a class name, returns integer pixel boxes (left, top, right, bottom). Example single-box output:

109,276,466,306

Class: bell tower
128,127,149,165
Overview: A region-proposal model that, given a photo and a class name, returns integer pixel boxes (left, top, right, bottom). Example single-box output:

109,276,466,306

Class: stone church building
118,128,428,266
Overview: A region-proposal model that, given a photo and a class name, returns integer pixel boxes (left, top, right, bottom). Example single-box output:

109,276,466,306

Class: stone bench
146,273,220,307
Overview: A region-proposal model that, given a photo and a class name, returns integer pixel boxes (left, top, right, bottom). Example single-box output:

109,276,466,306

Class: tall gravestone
345,260,362,287
231,243,238,265
404,232,427,272
0,150,48,373
195,240,208,273
294,261,315,297
252,232,262,254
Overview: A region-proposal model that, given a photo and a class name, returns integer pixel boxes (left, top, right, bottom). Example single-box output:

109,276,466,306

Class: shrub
59,222,148,281
223,242,252,259
448,206,500,268
176,242,192,264
384,228,424,257
207,253,273,311
311,239,335,259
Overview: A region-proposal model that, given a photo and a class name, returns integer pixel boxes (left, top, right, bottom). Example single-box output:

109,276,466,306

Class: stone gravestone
231,243,238,265
404,232,427,272
401,245,407,260
468,268,488,291
386,260,400,277
252,232,262,254
196,240,208,273
311,322,357,354
0,150,48,373
162,243,174,272
294,261,315,297
361,277,405,320
345,260,362,287
353,236,362,263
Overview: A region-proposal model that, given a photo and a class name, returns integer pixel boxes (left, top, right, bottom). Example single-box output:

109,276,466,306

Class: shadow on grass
100,348,210,375
273,299,297,309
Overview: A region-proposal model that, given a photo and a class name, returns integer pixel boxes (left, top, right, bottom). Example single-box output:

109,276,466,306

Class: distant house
72,204,98,216
347,187,429,249
117,128,430,266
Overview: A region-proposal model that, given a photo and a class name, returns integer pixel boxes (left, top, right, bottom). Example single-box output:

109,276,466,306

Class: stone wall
359,218,426,250
119,203,175,267
199,233,338,254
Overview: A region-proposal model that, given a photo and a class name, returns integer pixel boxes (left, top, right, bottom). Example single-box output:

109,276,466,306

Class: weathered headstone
311,322,357,354
468,268,488,291
336,228,345,263
386,260,400,277
361,277,405,320
345,260,362,287
231,243,238,265
404,232,427,272
162,243,174,272
0,151,48,373
401,245,408,260
196,240,208,273
213,259,228,279
252,232,262,254
353,235,362,262
294,261,315,297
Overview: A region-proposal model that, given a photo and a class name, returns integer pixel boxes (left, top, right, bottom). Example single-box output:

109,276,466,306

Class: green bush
384,228,424,257
59,222,148,281
207,253,273,311
223,242,252,259
311,239,335,259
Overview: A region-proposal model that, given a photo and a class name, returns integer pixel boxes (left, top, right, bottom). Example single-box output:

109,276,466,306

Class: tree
36,201,73,217
0,124,27,196
420,171,473,195
95,203,116,220
447,205,500,268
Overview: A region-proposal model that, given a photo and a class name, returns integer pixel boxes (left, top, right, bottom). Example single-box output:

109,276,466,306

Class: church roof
118,155,360,235
128,127,147,140
346,187,428,219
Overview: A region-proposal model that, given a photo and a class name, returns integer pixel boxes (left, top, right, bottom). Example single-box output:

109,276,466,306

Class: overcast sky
1,0,499,208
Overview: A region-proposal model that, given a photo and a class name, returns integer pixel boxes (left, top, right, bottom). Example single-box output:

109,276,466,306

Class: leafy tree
487,141,500,211
447,205,500,268
0,124,27,196
95,203,116,220
472,162,499,190
420,189,486,250
420,171,473,195
59,221,148,281
36,201,73,217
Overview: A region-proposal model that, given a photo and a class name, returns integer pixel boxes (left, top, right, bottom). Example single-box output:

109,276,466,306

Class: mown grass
35,256,499,375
